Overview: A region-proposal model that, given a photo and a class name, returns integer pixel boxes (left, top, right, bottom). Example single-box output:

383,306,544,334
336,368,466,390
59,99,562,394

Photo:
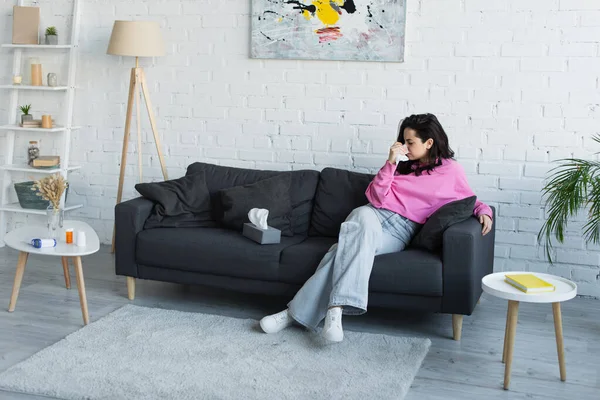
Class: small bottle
65,228,73,244
28,141,39,166
76,231,87,247
31,238,57,248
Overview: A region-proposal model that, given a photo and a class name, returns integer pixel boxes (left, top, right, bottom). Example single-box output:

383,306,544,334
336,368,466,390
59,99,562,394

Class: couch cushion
219,174,293,236
279,237,337,284
136,228,305,281
186,162,319,236
280,240,442,296
370,249,443,296
309,167,374,237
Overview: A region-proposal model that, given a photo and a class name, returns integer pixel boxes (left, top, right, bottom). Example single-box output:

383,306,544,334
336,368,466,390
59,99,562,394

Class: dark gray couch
115,161,496,340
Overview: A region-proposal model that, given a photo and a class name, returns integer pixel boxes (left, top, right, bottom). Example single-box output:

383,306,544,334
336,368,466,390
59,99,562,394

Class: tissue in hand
396,154,408,163
396,144,409,163
248,208,269,230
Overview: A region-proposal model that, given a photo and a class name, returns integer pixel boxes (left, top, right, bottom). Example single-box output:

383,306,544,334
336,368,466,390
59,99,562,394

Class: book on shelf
32,156,60,168
505,274,555,293
12,6,40,45
20,120,42,127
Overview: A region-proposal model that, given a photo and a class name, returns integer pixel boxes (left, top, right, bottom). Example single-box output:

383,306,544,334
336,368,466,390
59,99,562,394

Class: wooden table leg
502,303,510,363
504,300,519,390
73,256,89,325
552,302,567,381
61,257,71,289
8,252,29,312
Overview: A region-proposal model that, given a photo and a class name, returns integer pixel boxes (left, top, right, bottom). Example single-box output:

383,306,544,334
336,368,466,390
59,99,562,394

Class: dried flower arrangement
31,173,68,210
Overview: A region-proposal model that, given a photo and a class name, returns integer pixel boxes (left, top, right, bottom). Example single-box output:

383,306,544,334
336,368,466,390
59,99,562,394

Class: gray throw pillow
410,196,477,253
218,173,293,236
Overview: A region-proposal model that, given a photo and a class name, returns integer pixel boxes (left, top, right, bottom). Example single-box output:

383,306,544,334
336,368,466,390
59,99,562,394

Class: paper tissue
248,208,269,230
242,208,281,244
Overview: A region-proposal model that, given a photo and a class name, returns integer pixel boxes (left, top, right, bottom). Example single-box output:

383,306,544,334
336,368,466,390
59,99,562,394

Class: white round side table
5,220,100,325
482,271,577,390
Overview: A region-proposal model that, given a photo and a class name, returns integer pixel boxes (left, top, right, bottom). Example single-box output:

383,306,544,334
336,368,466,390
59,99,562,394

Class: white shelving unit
0,0,82,247
0,124,81,132
0,84,69,91
1,44,73,49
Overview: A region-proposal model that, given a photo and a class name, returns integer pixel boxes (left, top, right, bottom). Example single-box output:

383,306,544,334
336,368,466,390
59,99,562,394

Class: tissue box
243,223,281,244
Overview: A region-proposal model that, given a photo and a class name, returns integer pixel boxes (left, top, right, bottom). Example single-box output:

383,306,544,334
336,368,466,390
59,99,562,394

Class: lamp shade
107,21,165,57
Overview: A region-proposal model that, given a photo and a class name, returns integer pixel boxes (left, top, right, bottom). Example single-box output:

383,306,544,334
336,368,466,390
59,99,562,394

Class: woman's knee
345,205,378,225
342,206,381,235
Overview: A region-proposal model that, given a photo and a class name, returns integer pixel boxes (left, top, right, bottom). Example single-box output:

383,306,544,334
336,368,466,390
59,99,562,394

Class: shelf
0,125,81,133
0,164,81,174
2,44,72,49
0,202,83,215
0,84,68,91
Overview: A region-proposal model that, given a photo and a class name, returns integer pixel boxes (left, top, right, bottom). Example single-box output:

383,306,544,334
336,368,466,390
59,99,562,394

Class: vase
47,73,57,87
46,206,64,239
30,57,42,86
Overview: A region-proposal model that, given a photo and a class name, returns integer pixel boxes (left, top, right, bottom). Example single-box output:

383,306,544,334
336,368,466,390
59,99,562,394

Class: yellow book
505,274,555,293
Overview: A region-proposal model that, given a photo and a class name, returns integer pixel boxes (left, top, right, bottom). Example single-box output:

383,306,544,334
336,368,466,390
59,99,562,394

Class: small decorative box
242,223,281,244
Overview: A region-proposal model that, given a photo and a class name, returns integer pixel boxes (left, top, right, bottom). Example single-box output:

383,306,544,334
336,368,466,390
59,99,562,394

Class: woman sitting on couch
259,113,494,342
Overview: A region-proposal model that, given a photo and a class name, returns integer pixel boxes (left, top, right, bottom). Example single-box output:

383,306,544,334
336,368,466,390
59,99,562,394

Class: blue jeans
287,204,420,332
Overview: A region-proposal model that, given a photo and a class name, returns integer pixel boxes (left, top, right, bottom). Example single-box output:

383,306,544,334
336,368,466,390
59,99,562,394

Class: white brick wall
1,0,600,297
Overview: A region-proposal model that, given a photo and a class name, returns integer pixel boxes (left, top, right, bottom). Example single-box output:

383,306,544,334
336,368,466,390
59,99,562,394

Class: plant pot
21,114,33,124
45,35,58,45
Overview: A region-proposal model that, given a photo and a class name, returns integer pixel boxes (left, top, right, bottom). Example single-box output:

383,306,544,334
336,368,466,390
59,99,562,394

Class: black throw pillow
308,167,375,237
135,171,215,229
410,196,477,253
218,173,293,236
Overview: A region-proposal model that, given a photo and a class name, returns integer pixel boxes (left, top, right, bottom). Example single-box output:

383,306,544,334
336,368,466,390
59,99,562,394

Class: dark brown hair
395,113,455,176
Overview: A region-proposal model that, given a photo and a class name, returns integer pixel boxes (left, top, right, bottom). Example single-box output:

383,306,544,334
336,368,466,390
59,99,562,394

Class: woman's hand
479,214,493,236
388,142,408,164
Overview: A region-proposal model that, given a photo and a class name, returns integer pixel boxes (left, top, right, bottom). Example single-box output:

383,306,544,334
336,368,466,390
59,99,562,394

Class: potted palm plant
45,26,58,45
539,134,600,262
19,104,32,125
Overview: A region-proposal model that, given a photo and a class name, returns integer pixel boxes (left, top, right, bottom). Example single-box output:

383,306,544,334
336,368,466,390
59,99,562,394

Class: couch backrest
186,162,320,236
309,167,375,237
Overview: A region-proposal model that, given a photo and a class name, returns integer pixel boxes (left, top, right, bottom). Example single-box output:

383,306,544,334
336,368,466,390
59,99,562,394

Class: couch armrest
441,207,496,315
115,197,154,278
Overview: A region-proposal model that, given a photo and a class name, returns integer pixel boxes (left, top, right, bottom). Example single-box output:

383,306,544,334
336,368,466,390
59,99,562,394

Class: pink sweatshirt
365,158,493,224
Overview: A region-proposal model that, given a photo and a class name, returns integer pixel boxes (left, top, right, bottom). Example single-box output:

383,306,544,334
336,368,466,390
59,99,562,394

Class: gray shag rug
0,305,430,400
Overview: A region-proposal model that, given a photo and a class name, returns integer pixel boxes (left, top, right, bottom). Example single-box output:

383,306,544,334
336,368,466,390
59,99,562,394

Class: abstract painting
251,0,407,62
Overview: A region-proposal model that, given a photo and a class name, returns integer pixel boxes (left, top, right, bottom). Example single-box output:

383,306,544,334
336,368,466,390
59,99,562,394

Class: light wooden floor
0,246,599,399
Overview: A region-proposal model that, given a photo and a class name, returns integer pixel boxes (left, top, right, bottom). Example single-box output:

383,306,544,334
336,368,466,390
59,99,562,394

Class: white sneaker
260,309,293,334
322,307,344,342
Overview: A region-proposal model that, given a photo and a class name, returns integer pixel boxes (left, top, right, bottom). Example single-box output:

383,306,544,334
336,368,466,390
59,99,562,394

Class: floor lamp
107,21,169,253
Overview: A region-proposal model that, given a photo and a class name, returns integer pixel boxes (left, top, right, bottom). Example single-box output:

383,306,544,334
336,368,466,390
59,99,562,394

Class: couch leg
127,277,135,300
452,314,463,341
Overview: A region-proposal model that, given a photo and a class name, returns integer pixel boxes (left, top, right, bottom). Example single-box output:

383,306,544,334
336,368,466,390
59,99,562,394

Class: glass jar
46,205,64,239
47,73,57,87
28,141,39,166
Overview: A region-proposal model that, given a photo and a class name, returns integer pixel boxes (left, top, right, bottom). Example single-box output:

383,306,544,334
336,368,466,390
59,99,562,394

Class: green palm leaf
539,137,600,262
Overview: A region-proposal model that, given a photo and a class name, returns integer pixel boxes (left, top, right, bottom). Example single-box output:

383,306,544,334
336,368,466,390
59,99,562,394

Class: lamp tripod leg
139,69,168,181
111,68,137,254
136,72,143,183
